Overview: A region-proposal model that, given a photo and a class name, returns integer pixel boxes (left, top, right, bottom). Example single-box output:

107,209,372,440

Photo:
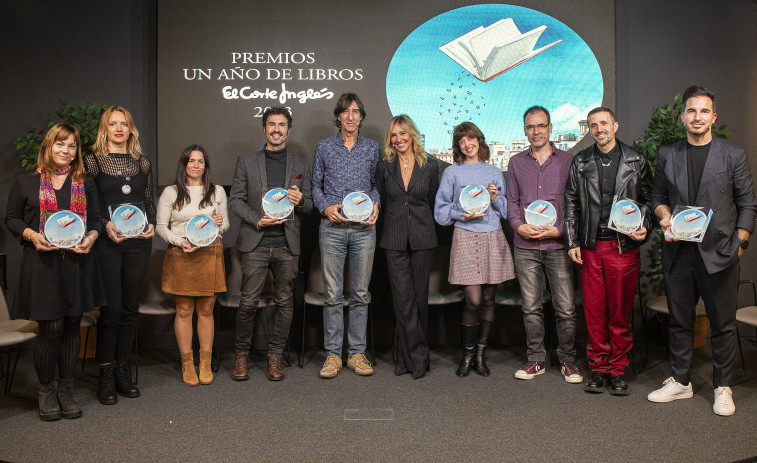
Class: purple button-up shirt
312,131,380,213
506,142,572,250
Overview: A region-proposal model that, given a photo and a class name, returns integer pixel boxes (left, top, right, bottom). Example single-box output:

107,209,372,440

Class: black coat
564,141,653,252
376,155,439,250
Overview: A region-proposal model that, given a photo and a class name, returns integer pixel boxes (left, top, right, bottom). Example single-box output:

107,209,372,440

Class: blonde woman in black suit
376,115,439,379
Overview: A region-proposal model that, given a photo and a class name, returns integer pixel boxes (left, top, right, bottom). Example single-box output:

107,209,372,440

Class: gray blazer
229,149,313,255
652,138,757,274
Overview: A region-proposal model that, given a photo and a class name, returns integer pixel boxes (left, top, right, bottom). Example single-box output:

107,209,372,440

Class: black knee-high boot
475,320,493,377
456,324,478,377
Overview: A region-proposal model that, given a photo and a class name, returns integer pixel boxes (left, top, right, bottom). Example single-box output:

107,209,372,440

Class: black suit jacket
229,149,313,255
376,155,439,250
652,138,757,274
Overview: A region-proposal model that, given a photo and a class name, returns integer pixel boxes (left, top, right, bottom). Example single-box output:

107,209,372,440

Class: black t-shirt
258,146,288,248
686,141,710,204
595,143,620,240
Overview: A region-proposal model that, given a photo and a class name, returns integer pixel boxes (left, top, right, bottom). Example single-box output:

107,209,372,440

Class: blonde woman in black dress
84,105,155,405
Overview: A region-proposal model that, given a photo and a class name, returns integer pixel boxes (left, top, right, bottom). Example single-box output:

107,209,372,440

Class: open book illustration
439,18,561,82
683,212,702,222
352,196,368,206
194,218,210,229
55,215,76,228
271,191,287,202
621,205,637,215
467,186,484,198
119,207,136,220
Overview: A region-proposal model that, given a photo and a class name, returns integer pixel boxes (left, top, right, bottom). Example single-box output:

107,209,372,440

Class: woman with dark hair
434,121,515,377
156,145,228,386
376,115,439,379
5,123,105,420
84,105,155,404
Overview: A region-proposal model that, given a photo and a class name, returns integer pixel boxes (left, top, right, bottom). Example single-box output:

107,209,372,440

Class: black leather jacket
564,141,654,252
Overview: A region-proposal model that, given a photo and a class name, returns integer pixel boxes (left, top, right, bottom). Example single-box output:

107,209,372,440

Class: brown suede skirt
161,237,226,296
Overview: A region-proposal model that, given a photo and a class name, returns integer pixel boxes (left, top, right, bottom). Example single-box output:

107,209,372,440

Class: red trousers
581,240,640,376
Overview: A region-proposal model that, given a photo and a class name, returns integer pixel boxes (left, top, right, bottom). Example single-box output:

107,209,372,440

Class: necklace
117,170,132,194
600,156,612,167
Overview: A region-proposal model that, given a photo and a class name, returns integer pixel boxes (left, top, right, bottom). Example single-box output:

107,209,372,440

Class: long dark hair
174,144,216,211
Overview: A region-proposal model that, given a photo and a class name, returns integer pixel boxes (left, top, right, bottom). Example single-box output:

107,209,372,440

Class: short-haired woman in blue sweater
434,122,515,377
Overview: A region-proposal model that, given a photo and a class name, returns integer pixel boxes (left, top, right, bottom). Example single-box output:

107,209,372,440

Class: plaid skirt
448,227,515,285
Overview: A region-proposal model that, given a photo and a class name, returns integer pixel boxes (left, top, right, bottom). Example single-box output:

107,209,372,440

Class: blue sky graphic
386,4,603,151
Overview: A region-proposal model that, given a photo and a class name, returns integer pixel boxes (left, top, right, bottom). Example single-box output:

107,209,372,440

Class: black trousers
664,243,739,387
94,238,152,364
234,246,298,356
385,247,434,374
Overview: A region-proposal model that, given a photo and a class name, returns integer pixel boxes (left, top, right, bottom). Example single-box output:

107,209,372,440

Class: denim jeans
319,219,376,357
513,246,576,363
235,246,298,356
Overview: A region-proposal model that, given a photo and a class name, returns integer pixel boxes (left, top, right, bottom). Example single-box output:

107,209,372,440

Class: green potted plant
15,100,108,170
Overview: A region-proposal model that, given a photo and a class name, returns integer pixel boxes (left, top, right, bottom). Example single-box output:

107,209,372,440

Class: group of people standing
5,86,755,421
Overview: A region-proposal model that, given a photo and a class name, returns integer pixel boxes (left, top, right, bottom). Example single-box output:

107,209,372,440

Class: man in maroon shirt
506,106,582,384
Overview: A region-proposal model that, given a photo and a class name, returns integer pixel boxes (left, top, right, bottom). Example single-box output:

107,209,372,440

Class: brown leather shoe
266,355,285,381
232,353,249,381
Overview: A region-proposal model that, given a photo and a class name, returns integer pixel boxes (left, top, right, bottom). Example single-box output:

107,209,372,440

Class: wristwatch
739,238,749,250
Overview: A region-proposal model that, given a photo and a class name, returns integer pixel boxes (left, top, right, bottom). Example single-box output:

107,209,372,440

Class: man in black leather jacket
564,107,653,396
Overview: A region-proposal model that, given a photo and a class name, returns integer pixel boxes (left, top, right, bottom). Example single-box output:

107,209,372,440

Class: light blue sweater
434,161,507,232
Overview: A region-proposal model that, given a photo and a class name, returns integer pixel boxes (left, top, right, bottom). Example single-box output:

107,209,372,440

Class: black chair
0,253,39,394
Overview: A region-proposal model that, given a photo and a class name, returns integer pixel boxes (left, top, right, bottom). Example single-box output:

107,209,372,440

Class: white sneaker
713,387,735,416
647,377,693,403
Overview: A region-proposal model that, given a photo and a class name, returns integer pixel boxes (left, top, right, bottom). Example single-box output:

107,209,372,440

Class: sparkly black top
84,152,156,226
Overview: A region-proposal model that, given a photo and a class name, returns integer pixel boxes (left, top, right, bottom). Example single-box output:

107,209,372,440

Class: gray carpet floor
2,340,757,463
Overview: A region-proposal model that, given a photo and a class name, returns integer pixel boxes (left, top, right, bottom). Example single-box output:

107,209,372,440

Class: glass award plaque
342,192,373,222
185,215,219,247
262,188,294,219
43,210,85,248
667,206,712,242
608,195,645,235
109,203,147,238
459,184,490,214
524,200,557,227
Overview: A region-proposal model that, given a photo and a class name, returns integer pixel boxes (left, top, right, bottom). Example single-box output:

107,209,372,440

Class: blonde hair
35,123,85,182
93,105,143,159
382,114,427,167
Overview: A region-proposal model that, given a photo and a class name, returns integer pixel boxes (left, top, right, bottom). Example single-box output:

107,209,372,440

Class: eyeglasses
524,123,549,132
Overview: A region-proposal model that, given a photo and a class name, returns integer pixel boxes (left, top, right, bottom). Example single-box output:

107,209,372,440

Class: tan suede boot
199,350,213,385
181,351,199,387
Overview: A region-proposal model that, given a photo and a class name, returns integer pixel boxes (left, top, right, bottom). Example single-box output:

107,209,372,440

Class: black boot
115,361,140,398
98,363,117,405
38,381,62,421
57,378,82,419
474,320,493,377
456,324,478,377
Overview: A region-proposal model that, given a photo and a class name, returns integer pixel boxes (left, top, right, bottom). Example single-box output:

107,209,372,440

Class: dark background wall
1,1,756,345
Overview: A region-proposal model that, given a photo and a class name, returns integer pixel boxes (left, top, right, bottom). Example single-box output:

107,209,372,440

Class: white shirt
156,184,230,247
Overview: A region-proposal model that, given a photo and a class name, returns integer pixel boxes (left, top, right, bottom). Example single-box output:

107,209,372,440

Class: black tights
34,316,82,384
462,284,496,326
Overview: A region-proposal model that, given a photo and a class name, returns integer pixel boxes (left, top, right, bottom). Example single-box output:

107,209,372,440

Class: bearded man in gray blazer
648,86,757,416
229,107,313,381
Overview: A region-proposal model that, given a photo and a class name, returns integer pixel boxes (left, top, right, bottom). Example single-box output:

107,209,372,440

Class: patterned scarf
39,165,87,233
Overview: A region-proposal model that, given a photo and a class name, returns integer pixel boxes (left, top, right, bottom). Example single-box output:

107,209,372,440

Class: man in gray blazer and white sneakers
229,106,313,382
648,85,757,416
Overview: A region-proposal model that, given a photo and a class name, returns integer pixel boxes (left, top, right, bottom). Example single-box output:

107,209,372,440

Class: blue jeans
319,219,376,357
513,246,576,363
